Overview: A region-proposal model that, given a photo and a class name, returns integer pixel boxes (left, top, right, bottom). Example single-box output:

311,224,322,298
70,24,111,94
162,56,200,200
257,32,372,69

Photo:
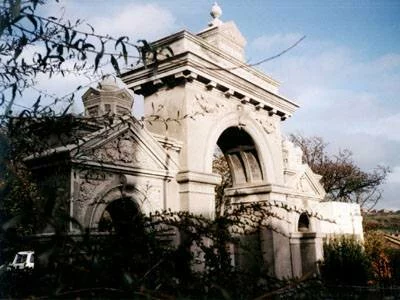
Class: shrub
320,236,371,285
387,248,400,284
364,231,393,285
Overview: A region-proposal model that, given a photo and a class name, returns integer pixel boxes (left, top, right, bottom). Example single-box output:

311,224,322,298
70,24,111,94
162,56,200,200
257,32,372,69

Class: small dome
98,75,126,91
82,74,134,117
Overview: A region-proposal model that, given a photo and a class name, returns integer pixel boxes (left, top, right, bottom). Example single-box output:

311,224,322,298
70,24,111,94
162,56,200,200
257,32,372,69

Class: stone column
290,235,302,278
290,232,320,277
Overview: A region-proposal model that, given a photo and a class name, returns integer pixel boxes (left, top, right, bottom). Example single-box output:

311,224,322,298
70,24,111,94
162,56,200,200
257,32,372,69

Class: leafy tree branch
290,133,389,210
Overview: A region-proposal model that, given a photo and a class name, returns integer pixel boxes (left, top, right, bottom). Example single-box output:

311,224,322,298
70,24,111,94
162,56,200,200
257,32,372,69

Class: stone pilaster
176,170,221,219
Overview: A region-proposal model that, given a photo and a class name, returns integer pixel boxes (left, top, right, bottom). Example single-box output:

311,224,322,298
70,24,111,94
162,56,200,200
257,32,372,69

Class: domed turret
82,75,134,117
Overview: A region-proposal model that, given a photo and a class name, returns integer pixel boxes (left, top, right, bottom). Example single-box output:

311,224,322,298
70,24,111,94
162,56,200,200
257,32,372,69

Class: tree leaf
110,55,120,75
27,14,37,30
32,95,41,114
121,42,128,65
115,36,127,48
164,45,174,57
94,42,104,72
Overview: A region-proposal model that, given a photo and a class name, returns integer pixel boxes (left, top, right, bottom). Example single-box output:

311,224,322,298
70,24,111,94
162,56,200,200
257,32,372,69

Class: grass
364,211,400,233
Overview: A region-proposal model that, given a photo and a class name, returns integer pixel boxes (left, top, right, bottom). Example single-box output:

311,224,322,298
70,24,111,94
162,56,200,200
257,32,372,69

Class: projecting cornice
121,31,298,119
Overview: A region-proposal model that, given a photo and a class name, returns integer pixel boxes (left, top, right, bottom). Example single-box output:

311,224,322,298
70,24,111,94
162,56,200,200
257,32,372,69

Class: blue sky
27,1,400,209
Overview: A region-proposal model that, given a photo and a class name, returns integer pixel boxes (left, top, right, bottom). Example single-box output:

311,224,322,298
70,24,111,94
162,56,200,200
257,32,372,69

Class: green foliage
1,2,395,298
364,231,393,284
0,204,284,299
320,236,371,285
212,149,232,216
0,130,41,238
387,248,400,283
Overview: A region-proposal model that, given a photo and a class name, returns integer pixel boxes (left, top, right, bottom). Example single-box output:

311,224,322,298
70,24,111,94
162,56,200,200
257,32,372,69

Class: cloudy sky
21,0,400,209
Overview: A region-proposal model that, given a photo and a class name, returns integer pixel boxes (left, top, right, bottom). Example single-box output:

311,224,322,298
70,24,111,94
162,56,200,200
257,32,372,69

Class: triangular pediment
71,120,179,173
285,165,326,200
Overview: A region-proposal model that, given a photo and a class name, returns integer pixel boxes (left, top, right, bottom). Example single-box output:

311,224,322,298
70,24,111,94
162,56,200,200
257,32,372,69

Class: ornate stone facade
26,4,363,279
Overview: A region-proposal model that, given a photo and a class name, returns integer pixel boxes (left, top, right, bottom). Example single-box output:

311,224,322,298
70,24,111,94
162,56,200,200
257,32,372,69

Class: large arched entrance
213,126,264,213
212,127,265,272
216,127,263,185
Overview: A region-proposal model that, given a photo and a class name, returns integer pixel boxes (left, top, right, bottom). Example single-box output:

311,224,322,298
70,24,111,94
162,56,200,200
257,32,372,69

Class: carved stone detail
79,179,102,202
88,134,159,169
256,117,276,134
135,182,162,211
193,93,224,116
74,172,108,220
251,111,277,134
93,137,138,164
119,139,135,163
296,175,313,194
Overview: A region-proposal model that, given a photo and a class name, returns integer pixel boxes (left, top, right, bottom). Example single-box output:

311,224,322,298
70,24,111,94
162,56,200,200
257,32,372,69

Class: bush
0,205,287,299
320,236,371,285
387,248,400,284
364,231,393,285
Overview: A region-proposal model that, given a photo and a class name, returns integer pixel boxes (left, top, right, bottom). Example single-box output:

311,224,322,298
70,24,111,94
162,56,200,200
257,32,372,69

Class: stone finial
209,2,223,27
199,2,246,61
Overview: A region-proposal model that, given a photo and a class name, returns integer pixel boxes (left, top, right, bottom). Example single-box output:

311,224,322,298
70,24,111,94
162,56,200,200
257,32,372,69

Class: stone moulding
121,29,299,120
124,54,297,120
176,170,221,185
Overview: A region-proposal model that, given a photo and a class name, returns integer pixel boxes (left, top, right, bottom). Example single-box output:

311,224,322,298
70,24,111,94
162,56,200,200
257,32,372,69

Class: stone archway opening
298,213,310,232
212,126,263,215
217,127,263,185
211,127,266,270
98,198,142,235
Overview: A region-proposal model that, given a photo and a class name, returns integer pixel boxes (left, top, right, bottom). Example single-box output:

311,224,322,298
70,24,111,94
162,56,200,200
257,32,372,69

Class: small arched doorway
298,213,310,232
98,198,142,235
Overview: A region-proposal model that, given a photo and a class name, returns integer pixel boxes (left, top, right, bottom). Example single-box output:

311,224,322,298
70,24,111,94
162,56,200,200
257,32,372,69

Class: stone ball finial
209,2,223,27
210,2,222,19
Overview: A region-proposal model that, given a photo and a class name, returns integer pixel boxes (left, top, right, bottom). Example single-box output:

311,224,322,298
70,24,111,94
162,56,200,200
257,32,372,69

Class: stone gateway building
26,4,363,279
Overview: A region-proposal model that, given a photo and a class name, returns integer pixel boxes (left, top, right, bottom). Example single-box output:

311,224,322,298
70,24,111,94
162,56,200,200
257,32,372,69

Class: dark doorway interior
98,198,141,235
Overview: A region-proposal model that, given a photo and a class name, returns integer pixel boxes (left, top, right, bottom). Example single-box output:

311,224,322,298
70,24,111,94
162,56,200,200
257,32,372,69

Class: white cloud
90,3,177,41
387,165,400,184
252,34,400,135
250,33,400,208
252,33,304,53
369,53,400,73
353,113,400,142
15,2,178,113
